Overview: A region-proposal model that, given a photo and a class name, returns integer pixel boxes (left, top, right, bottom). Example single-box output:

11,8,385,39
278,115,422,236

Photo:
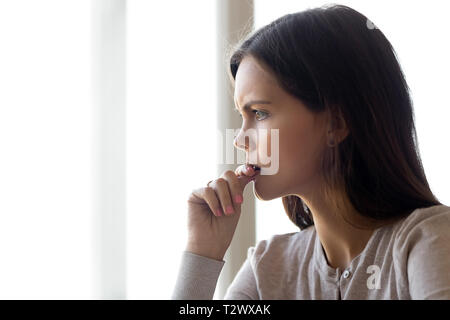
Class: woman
172,4,450,299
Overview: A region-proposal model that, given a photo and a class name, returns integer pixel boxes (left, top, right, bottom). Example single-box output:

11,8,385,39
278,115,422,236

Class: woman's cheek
257,120,283,173
282,126,314,176
256,126,274,169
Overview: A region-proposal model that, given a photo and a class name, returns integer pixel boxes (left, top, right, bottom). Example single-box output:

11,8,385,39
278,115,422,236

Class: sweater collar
312,225,384,281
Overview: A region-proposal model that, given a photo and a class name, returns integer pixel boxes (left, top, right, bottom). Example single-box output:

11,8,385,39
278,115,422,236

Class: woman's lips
246,164,261,171
247,165,261,182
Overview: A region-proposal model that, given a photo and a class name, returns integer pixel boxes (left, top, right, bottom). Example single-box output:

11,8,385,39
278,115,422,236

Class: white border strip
91,0,127,299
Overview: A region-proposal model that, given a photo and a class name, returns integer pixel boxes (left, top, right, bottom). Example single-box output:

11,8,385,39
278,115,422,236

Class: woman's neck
301,193,393,270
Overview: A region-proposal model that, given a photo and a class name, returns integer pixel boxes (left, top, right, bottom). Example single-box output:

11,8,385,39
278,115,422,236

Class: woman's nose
234,129,256,151
233,135,247,151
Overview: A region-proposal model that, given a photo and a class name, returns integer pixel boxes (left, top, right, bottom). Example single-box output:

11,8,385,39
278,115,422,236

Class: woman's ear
327,111,349,146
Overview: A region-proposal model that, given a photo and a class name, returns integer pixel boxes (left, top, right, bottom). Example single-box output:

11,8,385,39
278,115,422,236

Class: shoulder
390,204,450,299
246,225,316,268
394,204,450,237
393,204,450,250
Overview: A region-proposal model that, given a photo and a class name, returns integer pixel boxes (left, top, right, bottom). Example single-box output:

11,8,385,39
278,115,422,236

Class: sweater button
343,270,351,278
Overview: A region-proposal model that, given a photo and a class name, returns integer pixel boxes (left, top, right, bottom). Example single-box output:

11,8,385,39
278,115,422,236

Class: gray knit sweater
172,204,450,299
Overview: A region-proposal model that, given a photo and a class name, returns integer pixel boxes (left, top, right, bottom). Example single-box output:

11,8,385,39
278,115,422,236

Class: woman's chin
253,176,280,201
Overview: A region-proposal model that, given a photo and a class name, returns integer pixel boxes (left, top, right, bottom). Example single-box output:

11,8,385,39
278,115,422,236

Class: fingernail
216,208,223,216
226,205,234,215
235,194,243,203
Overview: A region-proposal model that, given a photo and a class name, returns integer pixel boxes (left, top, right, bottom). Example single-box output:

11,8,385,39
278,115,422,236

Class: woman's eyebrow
234,100,272,112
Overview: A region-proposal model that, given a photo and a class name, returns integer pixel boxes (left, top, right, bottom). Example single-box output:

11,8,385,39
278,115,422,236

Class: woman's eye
234,108,268,121
253,110,268,121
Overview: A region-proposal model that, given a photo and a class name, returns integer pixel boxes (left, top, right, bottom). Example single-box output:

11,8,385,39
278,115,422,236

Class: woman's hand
185,164,260,261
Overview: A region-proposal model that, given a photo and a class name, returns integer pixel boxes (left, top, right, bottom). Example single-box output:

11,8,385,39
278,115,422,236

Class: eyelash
234,109,269,121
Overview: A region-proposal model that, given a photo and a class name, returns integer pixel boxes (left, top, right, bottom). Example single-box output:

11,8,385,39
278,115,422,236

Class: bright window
126,0,216,299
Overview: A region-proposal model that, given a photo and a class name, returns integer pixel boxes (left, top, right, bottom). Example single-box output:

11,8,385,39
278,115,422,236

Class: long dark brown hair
227,4,442,230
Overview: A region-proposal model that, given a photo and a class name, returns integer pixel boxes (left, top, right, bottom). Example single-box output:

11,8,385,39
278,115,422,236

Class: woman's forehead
234,57,281,105
236,57,278,86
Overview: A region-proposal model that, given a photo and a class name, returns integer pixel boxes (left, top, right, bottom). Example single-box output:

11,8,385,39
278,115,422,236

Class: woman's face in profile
233,55,329,201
